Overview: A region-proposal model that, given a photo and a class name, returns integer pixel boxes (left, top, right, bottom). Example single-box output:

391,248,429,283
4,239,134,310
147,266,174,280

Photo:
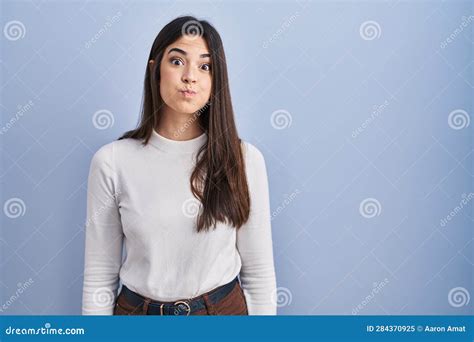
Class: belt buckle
173,300,191,316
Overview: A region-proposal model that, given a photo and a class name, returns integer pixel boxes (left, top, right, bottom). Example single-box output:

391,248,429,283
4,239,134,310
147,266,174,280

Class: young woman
81,16,277,316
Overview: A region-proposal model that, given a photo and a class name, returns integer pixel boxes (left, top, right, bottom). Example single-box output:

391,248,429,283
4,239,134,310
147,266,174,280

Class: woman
81,16,277,316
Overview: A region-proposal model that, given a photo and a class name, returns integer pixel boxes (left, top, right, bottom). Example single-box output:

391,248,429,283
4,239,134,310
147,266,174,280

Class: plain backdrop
0,0,472,315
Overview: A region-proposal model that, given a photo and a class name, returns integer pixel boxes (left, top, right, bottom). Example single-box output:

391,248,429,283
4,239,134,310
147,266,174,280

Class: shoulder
241,140,265,162
90,137,139,169
240,140,270,193
240,140,267,175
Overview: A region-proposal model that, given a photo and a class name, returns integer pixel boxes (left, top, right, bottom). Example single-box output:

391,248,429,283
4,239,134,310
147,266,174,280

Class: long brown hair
118,16,250,233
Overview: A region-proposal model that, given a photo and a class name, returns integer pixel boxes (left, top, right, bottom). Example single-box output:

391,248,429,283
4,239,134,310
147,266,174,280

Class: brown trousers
113,280,249,315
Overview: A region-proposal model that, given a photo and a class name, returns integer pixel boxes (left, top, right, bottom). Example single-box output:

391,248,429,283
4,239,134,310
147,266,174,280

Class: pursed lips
179,89,197,98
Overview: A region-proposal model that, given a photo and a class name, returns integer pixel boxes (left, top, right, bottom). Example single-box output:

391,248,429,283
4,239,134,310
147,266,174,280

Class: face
157,36,212,115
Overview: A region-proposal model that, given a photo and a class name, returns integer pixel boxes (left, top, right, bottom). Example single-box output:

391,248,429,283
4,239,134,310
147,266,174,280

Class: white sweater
81,129,277,315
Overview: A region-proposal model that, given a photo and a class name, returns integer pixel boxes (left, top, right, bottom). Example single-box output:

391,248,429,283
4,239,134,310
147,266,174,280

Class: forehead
166,36,210,56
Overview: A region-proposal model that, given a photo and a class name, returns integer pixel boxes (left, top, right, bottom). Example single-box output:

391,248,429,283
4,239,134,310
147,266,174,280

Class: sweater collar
149,129,207,153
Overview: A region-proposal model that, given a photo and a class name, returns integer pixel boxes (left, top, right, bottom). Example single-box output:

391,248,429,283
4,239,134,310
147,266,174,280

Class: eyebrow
168,47,210,59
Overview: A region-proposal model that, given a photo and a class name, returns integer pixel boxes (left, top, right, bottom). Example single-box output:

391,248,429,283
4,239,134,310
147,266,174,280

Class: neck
149,128,207,154
156,106,204,141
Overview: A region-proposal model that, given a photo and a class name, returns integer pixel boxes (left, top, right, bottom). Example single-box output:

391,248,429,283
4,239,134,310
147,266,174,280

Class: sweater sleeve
236,143,277,315
82,143,124,315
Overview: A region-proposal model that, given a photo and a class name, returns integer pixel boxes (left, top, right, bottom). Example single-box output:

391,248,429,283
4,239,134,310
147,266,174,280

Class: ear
149,59,155,69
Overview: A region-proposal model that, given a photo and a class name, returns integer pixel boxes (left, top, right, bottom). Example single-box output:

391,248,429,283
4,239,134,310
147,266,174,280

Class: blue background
1,0,472,315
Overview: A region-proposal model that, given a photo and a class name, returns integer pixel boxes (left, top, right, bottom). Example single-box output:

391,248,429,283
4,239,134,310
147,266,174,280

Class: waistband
120,276,239,315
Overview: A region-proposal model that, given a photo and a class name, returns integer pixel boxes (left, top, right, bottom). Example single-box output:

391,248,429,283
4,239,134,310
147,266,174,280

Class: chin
174,104,202,115
176,104,204,114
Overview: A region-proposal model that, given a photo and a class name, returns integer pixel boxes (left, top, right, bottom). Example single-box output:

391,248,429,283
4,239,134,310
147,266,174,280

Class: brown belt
120,276,239,315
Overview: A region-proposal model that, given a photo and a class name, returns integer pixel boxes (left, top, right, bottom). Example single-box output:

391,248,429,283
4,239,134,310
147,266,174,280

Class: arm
81,143,124,315
236,143,277,315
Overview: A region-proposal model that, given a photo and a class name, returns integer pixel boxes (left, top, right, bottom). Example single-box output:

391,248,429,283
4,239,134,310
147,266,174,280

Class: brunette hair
118,16,250,232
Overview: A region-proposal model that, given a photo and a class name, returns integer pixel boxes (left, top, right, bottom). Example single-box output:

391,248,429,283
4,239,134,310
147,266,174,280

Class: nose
182,65,197,84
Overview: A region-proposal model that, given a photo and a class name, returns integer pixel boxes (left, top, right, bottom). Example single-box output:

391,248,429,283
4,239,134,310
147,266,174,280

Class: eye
170,57,184,66
201,63,211,71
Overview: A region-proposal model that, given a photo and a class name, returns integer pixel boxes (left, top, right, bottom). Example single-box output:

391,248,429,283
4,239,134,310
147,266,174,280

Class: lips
180,89,197,98
180,89,197,95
